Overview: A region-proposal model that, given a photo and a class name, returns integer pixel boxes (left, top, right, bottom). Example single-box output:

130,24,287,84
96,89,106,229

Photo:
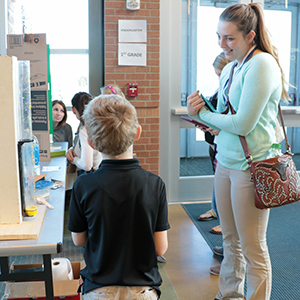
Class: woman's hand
206,128,220,136
198,127,220,136
66,148,76,163
187,90,206,116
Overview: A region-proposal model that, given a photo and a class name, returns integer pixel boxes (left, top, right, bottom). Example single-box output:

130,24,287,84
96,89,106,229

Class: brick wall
104,0,160,174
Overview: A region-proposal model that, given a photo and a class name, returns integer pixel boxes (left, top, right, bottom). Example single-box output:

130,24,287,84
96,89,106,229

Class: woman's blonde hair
213,52,230,72
220,3,290,102
100,85,125,98
83,94,139,156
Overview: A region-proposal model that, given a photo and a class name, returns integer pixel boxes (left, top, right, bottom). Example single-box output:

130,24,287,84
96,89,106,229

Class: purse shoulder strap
225,62,291,168
277,105,290,151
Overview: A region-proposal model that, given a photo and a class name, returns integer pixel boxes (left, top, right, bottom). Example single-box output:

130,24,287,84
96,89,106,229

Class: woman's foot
210,224,222,235
212,246,223,257
198,209,217,221
210,264,221,275
157,256,167,263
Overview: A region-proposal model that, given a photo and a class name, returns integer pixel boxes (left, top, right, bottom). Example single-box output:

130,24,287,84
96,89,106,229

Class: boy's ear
134,125,142,141
87,138,95,150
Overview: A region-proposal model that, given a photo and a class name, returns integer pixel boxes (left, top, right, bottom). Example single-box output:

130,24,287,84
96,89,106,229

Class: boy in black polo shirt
68,94,170,300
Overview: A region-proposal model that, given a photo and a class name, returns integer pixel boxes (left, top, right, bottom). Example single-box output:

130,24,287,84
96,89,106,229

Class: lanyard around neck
236,45,257,71
222,46,257,106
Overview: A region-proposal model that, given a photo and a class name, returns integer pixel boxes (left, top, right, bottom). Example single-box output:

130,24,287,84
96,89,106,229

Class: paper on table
42,166,60,172
50,146,62,151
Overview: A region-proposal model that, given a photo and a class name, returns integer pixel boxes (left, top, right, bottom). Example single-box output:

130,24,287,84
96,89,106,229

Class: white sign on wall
118,43,147,66
118,20,147,43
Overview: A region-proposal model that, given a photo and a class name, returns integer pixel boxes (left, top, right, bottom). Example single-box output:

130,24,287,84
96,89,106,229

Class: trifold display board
0,56,23,224
7,33,50,161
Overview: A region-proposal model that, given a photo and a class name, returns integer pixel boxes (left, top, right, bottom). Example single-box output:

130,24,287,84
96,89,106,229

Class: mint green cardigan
193,52,282,170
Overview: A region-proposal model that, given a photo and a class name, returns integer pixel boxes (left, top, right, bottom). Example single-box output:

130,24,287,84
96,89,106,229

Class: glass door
160,0,300,203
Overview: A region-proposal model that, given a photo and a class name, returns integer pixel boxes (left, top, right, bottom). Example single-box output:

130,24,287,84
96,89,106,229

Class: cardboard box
4,261,82,300
7,33,51,161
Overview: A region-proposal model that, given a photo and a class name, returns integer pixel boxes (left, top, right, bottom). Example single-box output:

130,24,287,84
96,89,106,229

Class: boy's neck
102,145,134,160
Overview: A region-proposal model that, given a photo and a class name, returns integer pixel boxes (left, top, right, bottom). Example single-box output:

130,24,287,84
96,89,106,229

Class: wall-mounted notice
118,20,147,43
7,33,50,161
118,43,147,66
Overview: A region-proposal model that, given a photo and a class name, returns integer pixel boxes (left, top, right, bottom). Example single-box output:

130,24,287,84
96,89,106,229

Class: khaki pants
82,286,158,300
214,163,271,300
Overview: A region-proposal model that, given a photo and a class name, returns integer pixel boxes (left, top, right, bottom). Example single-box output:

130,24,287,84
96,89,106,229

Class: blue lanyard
222,47,257,106
210,90,218,101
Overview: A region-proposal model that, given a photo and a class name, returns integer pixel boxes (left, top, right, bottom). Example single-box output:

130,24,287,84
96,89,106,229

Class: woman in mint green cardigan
187,4,290,300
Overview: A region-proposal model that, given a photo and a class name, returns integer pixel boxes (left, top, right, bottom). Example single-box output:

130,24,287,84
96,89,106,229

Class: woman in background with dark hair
52,100,73,149
66,92,102,175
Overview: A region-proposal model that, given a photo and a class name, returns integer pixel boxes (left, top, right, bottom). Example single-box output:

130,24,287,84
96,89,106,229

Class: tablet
180,116,209,129
201,94,216,113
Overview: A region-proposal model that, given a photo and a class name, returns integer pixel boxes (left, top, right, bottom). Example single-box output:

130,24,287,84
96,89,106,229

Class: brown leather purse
239,107,300,209
225,63,300,209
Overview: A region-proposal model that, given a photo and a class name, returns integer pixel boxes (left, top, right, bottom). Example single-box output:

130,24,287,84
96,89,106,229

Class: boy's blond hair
83,94,139,156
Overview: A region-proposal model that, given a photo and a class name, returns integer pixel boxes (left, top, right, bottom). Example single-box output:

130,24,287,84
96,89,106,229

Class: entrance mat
182,201,300,300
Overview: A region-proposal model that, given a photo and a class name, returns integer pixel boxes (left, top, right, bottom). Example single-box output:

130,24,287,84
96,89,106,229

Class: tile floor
160,204,220,300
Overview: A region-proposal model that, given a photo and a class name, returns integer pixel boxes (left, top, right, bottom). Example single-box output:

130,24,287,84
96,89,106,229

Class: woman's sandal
210,224,222,235
198,208,217,221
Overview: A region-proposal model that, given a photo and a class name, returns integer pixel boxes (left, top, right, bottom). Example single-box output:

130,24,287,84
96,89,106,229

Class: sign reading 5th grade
118,43,147,66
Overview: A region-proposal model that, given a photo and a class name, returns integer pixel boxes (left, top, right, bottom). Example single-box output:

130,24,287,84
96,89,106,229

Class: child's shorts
82,286,158,300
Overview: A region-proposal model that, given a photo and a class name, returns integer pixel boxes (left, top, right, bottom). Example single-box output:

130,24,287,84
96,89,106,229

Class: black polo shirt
68,159,170,296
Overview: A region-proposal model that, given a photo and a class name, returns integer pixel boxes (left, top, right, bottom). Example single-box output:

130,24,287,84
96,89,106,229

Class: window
22,0,89,104
21,0,89,132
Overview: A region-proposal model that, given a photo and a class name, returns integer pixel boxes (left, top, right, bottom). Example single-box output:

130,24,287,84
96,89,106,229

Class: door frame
160,0,214,203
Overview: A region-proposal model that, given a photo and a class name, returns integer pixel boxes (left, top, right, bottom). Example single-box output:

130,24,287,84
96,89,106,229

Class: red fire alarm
128,83,138,97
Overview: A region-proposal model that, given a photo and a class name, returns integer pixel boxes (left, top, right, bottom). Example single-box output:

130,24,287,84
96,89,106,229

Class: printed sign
118,43,147,66
31,91,48,131
118,20,147,43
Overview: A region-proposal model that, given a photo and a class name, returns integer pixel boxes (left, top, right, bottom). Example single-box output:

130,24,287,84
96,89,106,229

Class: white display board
0,56,23,224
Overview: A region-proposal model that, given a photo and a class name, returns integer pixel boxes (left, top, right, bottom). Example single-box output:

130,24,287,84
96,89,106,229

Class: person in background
66,92,102,175
197,53,230,276
187,3,290,299
52,100,73,149
68,94,169,300
199,53,230,235
100,84,125,97
204,52,230,175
